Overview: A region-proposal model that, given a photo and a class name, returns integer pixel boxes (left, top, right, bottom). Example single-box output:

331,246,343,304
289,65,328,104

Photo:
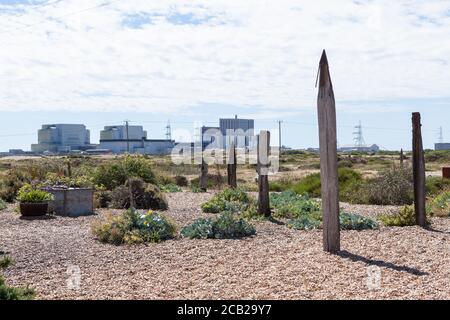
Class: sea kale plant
91,208,176,245
181,212,256,240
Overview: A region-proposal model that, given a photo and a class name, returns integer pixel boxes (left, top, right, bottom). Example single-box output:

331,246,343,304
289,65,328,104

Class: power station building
31,124,93,153
201,116,255,150
220,116,255,149
435,143,450,151
99,125,174,155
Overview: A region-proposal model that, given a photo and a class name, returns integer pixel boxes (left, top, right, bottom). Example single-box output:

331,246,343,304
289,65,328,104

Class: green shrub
190,174,226,189
270,191,321,219
428,191,450,217
92,208,176,245
94,190,112,209
340,212,379,230
0,256,13,268
159,184,182,193
0,169,31,202
181,212,256,239
201,188,250,213
424,150,450,163
292,168,364,200
180,218,214,239
287,216,322,230
0,276,35,300
16,185,54,203
41,173,94,189
426,176,450,196
110,179,168,211
92,155,156,190
364,168,413,205
175,175,188,187
0,199,6,211
379,205,426,227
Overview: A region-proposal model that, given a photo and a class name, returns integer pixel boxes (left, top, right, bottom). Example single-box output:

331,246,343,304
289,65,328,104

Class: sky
0,0,450,151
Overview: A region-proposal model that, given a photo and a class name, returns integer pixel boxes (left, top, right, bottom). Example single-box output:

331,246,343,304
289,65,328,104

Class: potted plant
17,184,54,217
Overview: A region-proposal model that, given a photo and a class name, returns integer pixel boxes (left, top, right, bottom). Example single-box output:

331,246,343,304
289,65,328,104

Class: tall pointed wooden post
317,50,340,253
227,142,237,189
412,113,426,227
257,131,271,217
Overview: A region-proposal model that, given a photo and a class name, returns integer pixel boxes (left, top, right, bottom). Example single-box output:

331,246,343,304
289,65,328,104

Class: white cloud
0,0,449,114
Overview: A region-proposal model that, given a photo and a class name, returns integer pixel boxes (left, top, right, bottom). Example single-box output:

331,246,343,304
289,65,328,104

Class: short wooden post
227,142,237,189
200,160,208,192
412,112,426,227
317,50,340,253
400,148,404,167
257,131,271,217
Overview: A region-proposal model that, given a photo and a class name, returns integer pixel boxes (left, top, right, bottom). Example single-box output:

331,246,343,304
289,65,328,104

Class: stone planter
47,188,94,217
19,202,49,217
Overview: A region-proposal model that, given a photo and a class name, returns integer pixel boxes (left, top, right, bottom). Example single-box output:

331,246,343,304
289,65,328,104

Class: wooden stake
257,131,271,217
317,50,340,253
412,112,426,227
200,159,208,192
400,148,404,168
227,142,237,189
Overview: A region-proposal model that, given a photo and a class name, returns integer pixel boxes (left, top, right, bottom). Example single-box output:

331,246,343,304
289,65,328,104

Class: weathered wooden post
412,112,426,227
257,131,271,217
317,50,340,253
400,148,404,167
227,142,237,189
200,160,208,192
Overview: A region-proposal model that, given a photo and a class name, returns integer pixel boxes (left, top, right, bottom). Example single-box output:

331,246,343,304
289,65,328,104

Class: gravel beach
1,192,449,300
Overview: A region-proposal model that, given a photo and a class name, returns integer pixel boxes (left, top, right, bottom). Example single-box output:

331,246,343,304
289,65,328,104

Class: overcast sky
0,0,449,151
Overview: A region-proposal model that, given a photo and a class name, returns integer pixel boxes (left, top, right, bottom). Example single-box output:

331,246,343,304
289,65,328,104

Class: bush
428,191,450,217
92,155,156,190
159,184,182,193
91,208,176,245
287,216,322,230
0,169,31,202
424,150,450,163
0,276,35,300
16,185,54,203
190,174,226,189
292,168,364,200
180,218,214,239
0,256,35,300
181,212,256,239
379,205,426,227
0,256,13,268
0,199,6,211
270,191,321,219
175,175,188,187
340,212,379,230
110,179,168,211
94,190,112,208
426,176,450,196
364,168,413,205
201,188,250,213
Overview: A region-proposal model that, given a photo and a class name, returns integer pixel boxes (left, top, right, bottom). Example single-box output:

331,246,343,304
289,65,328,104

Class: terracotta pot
19,202,48,217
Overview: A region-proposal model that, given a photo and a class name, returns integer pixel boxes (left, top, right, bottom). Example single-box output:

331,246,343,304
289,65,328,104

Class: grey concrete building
31,124,93,153
219,115,254,149
435,143,450,151
99,125,175,155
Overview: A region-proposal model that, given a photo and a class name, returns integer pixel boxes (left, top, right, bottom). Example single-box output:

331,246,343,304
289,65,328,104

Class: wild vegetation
0,255,35,300
91,208,176,245
181,212,256,239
